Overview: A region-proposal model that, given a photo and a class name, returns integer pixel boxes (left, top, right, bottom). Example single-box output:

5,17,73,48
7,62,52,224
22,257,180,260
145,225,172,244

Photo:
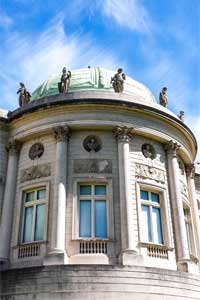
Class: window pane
140,190,149,201
80,185,91,195
25,191,35,202
95,185,106,195
141,205,151,242
23,207,33,242
151,193,160,203
79,200,91,237
95,200,107,238
152,207,163,244
37,189,46,200
34,204,45,241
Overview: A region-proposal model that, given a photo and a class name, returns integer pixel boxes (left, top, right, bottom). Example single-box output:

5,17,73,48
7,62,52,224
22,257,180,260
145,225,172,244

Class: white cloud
101,0,152,33
0,15,123,110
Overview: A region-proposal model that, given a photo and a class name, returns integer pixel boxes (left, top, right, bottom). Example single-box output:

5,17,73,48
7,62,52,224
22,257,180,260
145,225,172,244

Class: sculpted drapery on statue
17,82,31,107
58,67,71,93
159,87,168,107
111,68,126,93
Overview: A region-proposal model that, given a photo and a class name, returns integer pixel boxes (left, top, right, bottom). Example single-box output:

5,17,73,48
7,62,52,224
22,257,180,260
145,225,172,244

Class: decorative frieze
74,159,112,173
113,126,133,143
53,126,71,142
135,163,165,183
20,164,51,183
6,139,21,155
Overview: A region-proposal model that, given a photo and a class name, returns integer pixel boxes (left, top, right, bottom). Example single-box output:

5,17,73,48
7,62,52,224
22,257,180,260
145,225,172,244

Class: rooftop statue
17,82,31,107
58,67,71,93
159,87,168,107
111,68,126,93
178,110,184,122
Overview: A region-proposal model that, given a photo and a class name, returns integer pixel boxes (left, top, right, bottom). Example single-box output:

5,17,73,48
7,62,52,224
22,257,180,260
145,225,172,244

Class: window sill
71,238,114,242
138,242,172,250
13,240,48,249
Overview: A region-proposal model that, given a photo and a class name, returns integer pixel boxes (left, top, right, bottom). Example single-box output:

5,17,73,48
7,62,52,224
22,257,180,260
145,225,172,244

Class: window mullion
32,204,36,241
91,198,95,238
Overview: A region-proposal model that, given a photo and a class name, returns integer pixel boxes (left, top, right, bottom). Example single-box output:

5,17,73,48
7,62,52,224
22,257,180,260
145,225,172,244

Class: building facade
0,67,200,299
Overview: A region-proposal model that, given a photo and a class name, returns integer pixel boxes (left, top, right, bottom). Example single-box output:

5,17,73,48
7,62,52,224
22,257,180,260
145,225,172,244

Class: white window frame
136,182,171,248
19,182,49,245
72,178,114,241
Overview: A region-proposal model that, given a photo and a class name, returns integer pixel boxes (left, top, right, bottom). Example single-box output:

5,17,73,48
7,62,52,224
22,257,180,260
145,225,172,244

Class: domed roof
31,67,155,103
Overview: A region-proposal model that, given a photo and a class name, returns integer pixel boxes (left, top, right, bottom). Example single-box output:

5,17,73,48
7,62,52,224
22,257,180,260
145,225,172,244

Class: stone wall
1,265,200,300
0,122,8,221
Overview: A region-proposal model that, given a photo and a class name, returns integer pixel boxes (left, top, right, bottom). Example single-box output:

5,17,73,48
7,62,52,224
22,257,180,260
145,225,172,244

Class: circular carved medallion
83,135,102,152
141,144,156,159
29,143,44,160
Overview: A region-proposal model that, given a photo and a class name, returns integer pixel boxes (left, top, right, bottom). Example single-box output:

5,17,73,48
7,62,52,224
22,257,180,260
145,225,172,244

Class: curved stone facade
0,80,200,299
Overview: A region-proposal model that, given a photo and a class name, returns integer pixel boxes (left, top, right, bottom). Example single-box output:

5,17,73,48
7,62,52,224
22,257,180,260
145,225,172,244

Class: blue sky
0,0,199,159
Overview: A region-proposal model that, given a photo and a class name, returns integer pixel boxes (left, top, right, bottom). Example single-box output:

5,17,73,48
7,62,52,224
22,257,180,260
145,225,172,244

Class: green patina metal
31,67,155,103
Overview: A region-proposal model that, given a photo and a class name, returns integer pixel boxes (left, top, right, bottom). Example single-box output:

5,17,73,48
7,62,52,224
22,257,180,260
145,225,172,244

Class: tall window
140,190,163,245
22,187,47,243
183,206,195,255
79,184,108,238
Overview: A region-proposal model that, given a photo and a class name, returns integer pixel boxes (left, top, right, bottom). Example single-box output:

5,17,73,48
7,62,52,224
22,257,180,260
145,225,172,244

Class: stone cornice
53,126,71,142
113,126,134,143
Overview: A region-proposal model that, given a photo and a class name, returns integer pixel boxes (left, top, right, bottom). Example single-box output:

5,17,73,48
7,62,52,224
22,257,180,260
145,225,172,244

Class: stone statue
178,111,184,122
111,68,126,93
17,82,31,107
159,87,168,107
58,67,71,93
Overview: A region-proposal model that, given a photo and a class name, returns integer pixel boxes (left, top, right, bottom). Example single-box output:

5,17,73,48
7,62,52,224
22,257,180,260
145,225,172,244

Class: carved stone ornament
135,163,165,183
83,135,102,153
74,159,112,173
20,164,51,183
113,126,133,143
6,140,21,155
185,164,195,179
29,143,44,160
180,180,188,198
53,126,71,142
110,68,126,93
164,140,180,156
141,144,156,159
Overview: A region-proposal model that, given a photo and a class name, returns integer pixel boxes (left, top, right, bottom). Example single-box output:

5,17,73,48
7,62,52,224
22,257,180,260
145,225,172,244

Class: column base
177,258,199,273
43,250,68,266
119,249,144,266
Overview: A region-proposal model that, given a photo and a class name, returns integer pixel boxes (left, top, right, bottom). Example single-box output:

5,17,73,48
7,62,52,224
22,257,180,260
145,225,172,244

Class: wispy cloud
101,0,152,33
0,14,123,110
0,10,13,27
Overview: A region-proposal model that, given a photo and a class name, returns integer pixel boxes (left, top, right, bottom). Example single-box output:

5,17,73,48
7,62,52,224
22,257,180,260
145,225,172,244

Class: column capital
113,126,134,143
164,140,180,156
6,140,21,155
53,126,71,142
185,164,195,178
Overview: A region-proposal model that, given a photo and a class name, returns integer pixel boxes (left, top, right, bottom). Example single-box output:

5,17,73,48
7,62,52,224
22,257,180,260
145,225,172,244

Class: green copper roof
31,67,155,103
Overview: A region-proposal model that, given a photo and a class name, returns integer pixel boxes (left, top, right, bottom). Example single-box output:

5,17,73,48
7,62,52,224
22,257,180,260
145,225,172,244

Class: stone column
114,126,140,265
45,126,71,265
165,141,190,271
0,140,21,262
186,164,200,267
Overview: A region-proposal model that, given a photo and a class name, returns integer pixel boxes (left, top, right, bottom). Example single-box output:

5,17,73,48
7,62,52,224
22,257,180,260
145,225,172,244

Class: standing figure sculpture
178,111,184,122
17,82,31,107
58,67,71,93
159,87,168,107
111,68,126,93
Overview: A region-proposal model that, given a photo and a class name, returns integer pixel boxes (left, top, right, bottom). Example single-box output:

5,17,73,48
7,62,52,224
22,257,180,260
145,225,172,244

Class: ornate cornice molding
113,126,134,143
53,126,71,142
164,140,180,156
185,164,195,178
6,139,22,155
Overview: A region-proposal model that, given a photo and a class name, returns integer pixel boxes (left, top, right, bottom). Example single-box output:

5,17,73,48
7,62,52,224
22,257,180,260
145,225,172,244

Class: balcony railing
147,244,168,259
79,240,108,254
18,243,41,259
